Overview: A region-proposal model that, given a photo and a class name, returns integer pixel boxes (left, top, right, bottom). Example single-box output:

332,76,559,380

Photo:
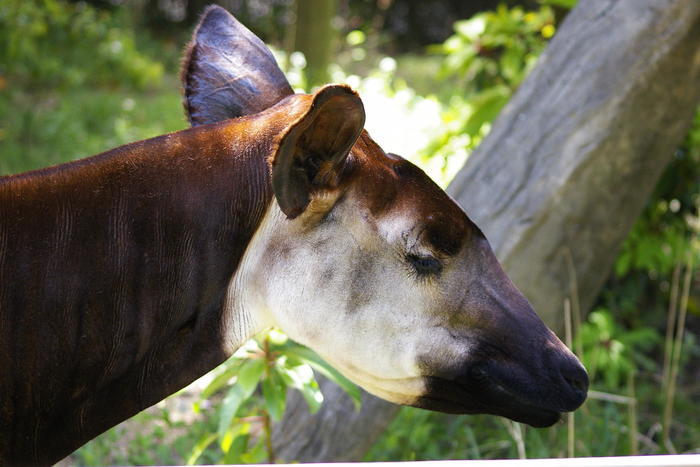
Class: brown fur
0,96,301,465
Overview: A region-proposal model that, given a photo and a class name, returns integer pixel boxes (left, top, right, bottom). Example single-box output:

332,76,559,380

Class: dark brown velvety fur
0,99,304,465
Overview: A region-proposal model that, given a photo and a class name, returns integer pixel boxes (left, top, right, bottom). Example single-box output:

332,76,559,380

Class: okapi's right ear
271,85,365,219
181,5,294,126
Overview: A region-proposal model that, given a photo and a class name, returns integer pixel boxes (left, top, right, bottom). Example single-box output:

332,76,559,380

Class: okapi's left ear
181,5,294,125
272,85,365,219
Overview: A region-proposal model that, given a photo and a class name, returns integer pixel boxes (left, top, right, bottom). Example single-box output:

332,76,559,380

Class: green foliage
540,0,579,9
0,0,163,90
579,310,658,389
616,109,700,278
75,405,219,465
187,330,361,464
367,396,651,460
420,4,555,179
72,329,362,466
0,87,184,175
435,5,554,89
0,0,183,176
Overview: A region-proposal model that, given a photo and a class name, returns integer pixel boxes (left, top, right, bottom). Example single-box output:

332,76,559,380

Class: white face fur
226,189,475,406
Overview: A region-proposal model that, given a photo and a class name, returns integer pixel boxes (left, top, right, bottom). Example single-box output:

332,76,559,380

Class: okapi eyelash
406,252,443,278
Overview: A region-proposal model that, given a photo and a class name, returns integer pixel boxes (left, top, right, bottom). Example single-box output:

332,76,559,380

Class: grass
662,255,696,453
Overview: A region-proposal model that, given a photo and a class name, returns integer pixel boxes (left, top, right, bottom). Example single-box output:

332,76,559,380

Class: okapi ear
272,85,365,219
181,5,294,126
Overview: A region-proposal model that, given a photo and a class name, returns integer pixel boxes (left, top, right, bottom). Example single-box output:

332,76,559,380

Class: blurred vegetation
0,0,698,464
0,0,185,175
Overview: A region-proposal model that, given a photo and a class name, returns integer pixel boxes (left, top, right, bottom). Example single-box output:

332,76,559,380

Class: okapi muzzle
415,233,588,426
0,5,586,465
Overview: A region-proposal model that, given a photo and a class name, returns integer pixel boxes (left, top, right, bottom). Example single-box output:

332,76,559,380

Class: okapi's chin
415,365,574,428
414,394,561,429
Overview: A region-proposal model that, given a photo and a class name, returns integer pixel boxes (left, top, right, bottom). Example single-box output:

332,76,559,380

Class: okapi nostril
565,375,587,393
561,363,589,397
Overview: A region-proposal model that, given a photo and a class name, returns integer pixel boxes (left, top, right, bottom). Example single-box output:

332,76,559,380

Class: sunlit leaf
216,359,265,438
217,385,247,440
460,86,511,137
276,361,324,413
186,433,217,465
221,429,249,464
282,346,362,409
200,358,245,399
455,17,487,40
262,370,287,421
237,358,266,391
539,0,578,9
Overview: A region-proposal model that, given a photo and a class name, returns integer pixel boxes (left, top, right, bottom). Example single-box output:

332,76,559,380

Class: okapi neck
0,119,274,465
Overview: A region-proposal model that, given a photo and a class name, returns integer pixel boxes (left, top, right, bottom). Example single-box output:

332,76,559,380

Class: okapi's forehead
348,131,479,257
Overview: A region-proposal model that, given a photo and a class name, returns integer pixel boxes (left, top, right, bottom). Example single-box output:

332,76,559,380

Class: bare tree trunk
273,0,700,461
448,0,700,332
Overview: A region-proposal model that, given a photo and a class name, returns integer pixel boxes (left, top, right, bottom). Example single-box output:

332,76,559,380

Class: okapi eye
407,253,443,276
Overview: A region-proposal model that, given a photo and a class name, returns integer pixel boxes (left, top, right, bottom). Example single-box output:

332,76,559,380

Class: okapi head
183,6,588,426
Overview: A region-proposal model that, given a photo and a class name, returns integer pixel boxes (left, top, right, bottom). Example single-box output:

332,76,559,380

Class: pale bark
448,0,700,332
272,0,700,461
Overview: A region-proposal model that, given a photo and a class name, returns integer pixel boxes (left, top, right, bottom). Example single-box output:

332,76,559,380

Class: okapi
0,6,588,465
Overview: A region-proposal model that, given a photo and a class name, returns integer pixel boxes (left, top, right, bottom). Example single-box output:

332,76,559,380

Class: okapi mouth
415,361,585,427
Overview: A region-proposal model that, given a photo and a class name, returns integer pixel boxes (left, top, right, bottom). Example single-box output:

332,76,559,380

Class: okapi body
0,6,588,465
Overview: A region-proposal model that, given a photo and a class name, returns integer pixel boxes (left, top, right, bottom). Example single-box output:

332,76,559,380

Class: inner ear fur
271,84,366,219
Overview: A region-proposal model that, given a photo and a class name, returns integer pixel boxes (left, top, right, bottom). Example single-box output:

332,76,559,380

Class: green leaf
283,346,362,409
200,358,245,399
460,86,511,137
539,0,578,9
455,16,487,40
237,358,266,391
239,435,268,464
221,430,250,464
615,249,632,277
217,359,265,438
217,385,248,440
276,361,324,413
297,381,324,414
186,433,217,465
262,370,287,422
500,43,525,84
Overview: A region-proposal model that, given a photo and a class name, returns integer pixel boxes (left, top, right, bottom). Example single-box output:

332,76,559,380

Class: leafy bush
0,0,182,176
419,4,556,182
185,330,360,464
579,310,658,389
0,0,162,90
